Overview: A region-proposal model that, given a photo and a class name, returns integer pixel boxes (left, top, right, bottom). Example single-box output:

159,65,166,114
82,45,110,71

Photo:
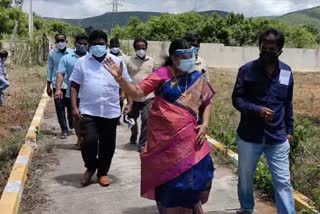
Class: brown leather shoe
80,169,95,187
98,176,110,187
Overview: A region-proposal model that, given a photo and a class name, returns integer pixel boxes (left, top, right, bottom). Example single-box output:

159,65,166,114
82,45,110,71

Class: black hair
54,33,67,40
164,39,191,66
184,32,202,44
75,34,89,43
89,30,108,43
110,38,120,47
258,28,285,50
0,50,8,58
133,38,148,48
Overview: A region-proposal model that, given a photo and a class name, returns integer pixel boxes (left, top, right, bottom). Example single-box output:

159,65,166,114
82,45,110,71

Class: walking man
69,30,132,187
232,28,295,214
55,34,89,149
47,33,74,139
124,38,156,152
0,50,9,106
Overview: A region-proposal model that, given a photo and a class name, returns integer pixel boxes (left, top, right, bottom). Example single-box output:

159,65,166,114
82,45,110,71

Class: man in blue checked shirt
232,28,295,214
47,33,74,139
55,34,89,150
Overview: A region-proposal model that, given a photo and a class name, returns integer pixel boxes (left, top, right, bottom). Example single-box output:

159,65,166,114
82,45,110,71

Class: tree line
111,12,320,49
0,1,84,40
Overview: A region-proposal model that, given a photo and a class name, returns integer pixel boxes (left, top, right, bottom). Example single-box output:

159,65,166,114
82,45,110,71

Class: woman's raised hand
103,57,123,79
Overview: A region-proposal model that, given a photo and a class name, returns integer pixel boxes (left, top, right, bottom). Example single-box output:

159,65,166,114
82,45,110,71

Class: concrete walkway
28,100,276,214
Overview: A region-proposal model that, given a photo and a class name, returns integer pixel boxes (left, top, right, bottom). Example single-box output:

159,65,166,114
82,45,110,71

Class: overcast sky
22,0,320,19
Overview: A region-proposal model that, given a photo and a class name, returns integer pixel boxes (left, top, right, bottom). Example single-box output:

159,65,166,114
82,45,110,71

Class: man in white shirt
70,30,132,187
0,50,9,106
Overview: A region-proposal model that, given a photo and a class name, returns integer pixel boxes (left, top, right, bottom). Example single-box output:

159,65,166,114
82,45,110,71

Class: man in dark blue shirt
232,28,295,214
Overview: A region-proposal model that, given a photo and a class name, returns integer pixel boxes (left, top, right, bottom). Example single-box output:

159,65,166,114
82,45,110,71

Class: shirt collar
133,54,150,61
88,52,110,61
256,58,281,78
54,48,72,54
195,58,202,65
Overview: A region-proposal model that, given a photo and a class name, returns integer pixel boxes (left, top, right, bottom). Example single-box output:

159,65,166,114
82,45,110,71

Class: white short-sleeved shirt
69,53,132,119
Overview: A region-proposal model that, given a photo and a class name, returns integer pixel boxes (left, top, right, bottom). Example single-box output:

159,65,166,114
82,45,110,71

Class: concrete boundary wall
122,40,320,71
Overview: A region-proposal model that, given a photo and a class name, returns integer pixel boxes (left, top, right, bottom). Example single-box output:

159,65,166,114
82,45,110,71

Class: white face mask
110,47,120,54
56,42,66,50
136,49,146,58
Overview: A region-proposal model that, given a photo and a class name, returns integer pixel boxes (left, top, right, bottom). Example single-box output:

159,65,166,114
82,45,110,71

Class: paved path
28,100,276,214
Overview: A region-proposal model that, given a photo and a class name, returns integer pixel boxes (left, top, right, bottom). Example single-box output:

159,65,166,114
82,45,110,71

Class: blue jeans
0,76,9,105
237,137,295,214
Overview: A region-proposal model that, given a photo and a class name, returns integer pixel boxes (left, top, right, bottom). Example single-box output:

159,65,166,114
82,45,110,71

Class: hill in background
45,6,320,32
276,6,320,31
45,10,229,32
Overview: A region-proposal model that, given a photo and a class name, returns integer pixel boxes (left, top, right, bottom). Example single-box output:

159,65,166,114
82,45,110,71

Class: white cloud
22,0,320,19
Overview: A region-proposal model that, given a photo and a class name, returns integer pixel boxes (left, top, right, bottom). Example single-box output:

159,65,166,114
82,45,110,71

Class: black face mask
260,50,281,65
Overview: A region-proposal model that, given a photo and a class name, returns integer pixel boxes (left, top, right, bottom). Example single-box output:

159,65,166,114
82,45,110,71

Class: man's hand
72,107,82,120
54,89,63,101
47,87,53,97
195,124,208,145
260,107,274,122
123,104,132,115
287,135,294,143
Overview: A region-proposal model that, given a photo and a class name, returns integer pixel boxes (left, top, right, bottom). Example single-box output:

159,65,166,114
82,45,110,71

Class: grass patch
0,64,46,194
208,69,320,211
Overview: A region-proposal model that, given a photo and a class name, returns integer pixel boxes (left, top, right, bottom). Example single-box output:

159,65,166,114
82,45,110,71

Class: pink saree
138,66,215,200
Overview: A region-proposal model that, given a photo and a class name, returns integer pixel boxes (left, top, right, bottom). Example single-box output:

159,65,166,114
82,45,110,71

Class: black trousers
79,115,118,177
53,88,73,133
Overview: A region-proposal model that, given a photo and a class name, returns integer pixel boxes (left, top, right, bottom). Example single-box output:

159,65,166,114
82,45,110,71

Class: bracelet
115,75,124,82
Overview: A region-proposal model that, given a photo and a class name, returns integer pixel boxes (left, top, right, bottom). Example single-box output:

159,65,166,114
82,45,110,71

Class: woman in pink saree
104,39,216,214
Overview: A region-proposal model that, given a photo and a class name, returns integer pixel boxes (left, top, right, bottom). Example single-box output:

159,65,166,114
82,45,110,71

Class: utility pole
28,0,33,39
10,0,24,50
106,0,123,13
193,0,197,11
106,0,123,34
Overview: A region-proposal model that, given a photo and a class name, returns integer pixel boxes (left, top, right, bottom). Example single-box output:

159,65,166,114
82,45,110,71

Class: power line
106,0,123,13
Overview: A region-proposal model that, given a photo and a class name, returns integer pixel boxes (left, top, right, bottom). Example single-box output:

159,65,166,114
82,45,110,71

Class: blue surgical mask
90,45,107,57
192,46,199,55
177,56,195,73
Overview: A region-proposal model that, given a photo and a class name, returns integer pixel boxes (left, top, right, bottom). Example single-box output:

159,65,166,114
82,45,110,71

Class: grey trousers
128,98,154,148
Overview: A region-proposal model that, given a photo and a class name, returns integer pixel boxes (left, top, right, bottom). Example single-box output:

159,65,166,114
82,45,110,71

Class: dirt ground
209,68,320,119
0,65,46,195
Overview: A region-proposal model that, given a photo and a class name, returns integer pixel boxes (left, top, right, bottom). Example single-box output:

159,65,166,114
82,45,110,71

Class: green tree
0,0,12,8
